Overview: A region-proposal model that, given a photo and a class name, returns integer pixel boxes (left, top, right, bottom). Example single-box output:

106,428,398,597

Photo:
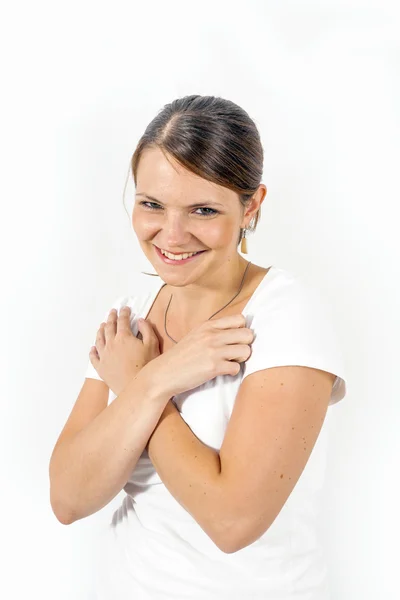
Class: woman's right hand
142,314,255,397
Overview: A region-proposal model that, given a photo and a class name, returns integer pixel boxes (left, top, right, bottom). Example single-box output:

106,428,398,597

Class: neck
164,255,252,322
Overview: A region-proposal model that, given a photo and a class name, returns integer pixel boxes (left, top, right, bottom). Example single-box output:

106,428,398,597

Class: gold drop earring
240,227,248,254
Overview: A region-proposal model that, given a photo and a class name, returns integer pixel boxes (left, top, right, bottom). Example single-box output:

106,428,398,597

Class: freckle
292,427,295,430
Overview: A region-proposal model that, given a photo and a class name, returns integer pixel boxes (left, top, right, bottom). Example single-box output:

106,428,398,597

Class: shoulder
243,266,347,406
247,265,316,321
249,266,338,341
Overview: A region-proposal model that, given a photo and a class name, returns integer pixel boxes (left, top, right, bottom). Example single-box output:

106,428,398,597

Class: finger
96,323,106,349
209,313,247,329
222,343,252,363
217,326,254,346
137,318,158,346
89,345,99,364
117,306,133,334
105,309,117,343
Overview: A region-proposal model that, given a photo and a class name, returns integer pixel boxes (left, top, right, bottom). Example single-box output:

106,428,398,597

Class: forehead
136,146,232,203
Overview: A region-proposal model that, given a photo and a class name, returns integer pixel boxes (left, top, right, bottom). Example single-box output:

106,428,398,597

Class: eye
138,201,218,217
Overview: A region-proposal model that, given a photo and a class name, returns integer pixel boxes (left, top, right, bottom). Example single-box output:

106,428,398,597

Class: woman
49,95,347,599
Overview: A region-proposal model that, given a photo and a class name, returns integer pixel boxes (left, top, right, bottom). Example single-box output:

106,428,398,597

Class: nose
159,215,192,248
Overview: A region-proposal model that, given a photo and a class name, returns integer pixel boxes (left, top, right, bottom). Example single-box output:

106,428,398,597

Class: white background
1,1,399,598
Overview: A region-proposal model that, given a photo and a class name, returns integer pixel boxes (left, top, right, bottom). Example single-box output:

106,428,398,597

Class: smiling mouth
155,245,206,254
154,245,208,263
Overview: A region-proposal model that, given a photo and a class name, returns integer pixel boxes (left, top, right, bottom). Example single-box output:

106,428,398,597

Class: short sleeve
242,280,348,406
84,295,127,382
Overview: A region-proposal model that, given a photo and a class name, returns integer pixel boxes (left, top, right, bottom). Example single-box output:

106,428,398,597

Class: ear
242,184,267,226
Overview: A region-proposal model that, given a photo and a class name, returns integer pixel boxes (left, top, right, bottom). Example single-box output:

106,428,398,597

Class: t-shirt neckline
241,264,275,315
142,265,275,321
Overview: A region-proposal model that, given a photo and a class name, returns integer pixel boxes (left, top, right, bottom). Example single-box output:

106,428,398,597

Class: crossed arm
144,366,335,554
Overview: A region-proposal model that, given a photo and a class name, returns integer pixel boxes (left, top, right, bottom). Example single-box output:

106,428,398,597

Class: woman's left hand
89,307,161,396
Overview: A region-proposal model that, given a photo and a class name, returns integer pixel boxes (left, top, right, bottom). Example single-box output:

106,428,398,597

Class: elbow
217,526,245,554
212,505,250,554
217,517,269,554
217,532,250,555
216,531,243,554
212,521,243,555
52,505,75,525
217,540,238,554
55,513,74,526
50,489,76,525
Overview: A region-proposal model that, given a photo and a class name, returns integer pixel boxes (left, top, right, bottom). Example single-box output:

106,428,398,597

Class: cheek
201,221,236,247
132,212,157,237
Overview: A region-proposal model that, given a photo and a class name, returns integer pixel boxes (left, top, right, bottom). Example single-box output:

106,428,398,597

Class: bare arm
146,399,226,549
49,365,171,525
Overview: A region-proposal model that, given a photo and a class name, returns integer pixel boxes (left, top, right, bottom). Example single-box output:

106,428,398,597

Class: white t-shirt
85,266,347,600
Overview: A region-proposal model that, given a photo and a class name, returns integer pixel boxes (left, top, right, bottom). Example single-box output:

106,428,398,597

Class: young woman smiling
49,95,347,600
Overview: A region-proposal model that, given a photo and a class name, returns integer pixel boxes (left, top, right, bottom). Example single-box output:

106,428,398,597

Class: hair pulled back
124,95,264,273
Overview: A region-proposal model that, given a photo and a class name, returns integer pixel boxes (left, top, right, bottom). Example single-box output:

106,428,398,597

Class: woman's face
132,146,246,280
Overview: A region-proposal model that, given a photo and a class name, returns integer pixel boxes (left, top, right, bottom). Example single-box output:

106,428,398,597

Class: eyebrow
135,193,224,208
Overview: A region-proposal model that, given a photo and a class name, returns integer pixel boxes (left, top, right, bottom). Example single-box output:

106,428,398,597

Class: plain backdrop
1,1,399,598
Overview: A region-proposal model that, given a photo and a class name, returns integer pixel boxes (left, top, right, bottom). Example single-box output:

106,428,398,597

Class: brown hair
123,94,264,275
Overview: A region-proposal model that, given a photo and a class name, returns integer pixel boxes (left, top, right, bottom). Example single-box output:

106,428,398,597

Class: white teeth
160,249,200,260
